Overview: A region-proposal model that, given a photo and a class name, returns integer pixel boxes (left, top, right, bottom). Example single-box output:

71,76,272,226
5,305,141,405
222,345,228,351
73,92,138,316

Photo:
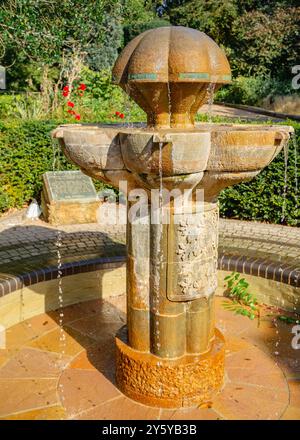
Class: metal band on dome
221,74,232,81
179,73,210,80
178,73,232,81
128,73,157,80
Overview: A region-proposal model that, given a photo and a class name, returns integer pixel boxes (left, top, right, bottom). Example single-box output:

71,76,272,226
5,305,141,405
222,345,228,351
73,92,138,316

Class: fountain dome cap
112,26,231,84
112,26,231,129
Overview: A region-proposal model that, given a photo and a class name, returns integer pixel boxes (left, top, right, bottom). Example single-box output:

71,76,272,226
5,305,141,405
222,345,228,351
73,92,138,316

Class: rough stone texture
115,326,225,408
42,195,100,225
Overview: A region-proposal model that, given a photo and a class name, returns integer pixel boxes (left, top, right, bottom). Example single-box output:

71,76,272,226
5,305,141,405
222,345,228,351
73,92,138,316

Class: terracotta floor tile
76,396,159,420
212,383,288,420
1,405,66,420
225,347,287,390
6,322,39,349
243,318,298,356
288,380,300,407
79,299,126,322
160,407,221,420
0,378,58,417
107,295,127,314
215,300,255,337
27,327,95,357
65,316,123,342
281,406,300,420
24,313,59,335
0,347,70,378
58,368,120,418
68,341,116,383
0,349,15,368
49,299,125,326
68,349,96,371
224,336,252,354
48,301,96,324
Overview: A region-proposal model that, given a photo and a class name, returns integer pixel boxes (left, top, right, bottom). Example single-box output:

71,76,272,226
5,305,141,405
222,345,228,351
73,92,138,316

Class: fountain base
115,326,225,408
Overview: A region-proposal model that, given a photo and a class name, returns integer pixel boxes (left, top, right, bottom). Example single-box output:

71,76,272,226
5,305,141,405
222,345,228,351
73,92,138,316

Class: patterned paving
0,296,299,420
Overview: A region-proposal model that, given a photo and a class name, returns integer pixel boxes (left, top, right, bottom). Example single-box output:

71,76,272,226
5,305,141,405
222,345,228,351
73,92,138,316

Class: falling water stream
206,83,216,122
154,141,164,397
52,141,66,415
281,137,290,223
123,85,133,128
152,81,174,396
291,133,299,329
292,132,299,197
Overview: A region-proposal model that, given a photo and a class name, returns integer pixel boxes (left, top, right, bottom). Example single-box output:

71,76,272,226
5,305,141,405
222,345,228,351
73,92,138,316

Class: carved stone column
116,198,225,408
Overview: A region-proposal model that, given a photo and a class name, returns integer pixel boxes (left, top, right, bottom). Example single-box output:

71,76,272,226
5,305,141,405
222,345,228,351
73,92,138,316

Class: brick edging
0,253,299,298
219,253,300,288
0,256,126,297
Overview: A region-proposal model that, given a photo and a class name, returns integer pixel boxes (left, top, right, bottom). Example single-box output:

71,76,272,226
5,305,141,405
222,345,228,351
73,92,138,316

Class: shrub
216,76,295,107
0,120,71,211
0,119,110,212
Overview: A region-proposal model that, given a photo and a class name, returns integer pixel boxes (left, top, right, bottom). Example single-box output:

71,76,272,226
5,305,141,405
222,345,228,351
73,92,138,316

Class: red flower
67,109,75,114
75,114,81,120
62,90,69,97
63,85,69,92
119,113,125,119
67,101,74,108
115,111,120,116
78,83,86,91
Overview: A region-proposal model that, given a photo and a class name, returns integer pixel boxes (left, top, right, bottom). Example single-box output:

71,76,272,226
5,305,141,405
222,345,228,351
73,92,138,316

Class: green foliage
0,94,16,119
0,0,123,88
0,119,113,212
223,272,300,324
219,121,300,226
216,76,295,107
60,68,146,123
230,7,299,78
277,315,299,325
0,120,71,211
122,0,156,26
86,11,123,71
158,0,299,79
124,18,170,45
223,272,259,320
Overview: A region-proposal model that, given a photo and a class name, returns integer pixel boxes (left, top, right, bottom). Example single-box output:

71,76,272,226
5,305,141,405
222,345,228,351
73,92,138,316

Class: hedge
0,119,299,226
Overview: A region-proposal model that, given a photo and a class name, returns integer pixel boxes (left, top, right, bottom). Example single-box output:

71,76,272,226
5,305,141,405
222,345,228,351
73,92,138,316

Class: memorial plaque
42,171,99,225
43,171,98,202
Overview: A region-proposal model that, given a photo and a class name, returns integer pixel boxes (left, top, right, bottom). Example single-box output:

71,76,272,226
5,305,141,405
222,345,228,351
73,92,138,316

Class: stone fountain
53,26,292,408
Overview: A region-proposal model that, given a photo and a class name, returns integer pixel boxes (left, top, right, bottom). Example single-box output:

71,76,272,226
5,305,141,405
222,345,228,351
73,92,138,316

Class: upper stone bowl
53,123,292,198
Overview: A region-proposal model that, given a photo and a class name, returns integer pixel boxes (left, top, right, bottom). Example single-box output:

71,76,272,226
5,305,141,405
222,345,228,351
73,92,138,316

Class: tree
231,6,300,77
153,0,300,78
122,0,169,46
0,0,123,88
